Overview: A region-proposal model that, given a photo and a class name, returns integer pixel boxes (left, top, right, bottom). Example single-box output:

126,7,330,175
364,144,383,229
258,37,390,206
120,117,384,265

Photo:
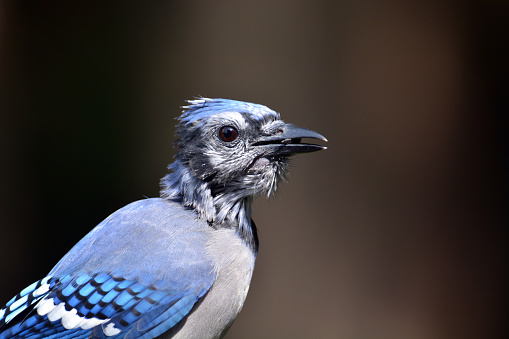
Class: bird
0,98,327,339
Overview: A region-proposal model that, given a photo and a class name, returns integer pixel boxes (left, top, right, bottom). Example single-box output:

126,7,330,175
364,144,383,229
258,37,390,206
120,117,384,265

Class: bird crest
179,98,280,125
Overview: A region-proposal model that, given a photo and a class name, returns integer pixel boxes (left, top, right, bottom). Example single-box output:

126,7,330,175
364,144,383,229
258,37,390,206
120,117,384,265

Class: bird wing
0,198,216,339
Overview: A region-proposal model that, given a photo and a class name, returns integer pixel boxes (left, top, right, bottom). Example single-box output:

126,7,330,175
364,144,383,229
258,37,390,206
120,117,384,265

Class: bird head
161,98,327,229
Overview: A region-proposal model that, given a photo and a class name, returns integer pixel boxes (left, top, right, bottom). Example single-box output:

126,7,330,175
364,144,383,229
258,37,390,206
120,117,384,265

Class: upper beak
252,123,327,156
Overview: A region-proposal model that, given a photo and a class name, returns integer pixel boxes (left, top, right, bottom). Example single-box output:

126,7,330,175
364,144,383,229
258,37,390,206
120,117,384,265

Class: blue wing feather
0,277,59,334
0,198,216,338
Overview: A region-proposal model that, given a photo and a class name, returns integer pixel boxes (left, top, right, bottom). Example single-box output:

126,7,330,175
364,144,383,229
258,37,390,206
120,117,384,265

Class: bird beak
252,123,327,156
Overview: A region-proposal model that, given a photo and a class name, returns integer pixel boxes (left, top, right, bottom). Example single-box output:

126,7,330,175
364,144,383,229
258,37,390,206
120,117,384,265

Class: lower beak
252,123,327,156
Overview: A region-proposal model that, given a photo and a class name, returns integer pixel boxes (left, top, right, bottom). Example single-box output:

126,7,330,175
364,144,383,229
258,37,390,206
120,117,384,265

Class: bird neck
160,160,258,253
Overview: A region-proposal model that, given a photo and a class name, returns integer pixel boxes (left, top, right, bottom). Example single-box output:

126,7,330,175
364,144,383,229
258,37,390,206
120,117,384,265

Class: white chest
168,228,256,339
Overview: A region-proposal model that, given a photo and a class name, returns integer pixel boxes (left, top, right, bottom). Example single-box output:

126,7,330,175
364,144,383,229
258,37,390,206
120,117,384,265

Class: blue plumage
0,98,326,338
1,199,215,339
180,98,279,125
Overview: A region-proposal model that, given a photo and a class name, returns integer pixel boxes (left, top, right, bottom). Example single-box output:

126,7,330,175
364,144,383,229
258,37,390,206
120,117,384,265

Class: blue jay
0,98,326,338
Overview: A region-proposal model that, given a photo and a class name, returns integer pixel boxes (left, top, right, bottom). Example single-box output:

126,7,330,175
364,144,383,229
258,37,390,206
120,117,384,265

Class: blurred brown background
0,1,507,338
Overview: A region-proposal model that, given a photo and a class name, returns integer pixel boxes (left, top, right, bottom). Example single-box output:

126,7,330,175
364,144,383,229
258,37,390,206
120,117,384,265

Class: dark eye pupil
219,126,238,142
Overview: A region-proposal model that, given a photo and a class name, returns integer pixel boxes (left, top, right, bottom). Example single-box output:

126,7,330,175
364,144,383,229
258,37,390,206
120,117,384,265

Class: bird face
175,99,326,198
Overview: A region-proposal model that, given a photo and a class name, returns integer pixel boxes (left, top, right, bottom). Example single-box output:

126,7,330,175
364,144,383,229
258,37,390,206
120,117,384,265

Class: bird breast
167,228,256,339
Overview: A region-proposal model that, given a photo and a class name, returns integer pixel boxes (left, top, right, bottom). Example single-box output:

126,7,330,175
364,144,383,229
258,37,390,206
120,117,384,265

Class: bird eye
219,126,238,142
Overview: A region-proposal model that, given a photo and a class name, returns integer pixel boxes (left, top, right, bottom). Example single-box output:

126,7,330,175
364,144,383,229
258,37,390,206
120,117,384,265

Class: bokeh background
0,1,507,338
